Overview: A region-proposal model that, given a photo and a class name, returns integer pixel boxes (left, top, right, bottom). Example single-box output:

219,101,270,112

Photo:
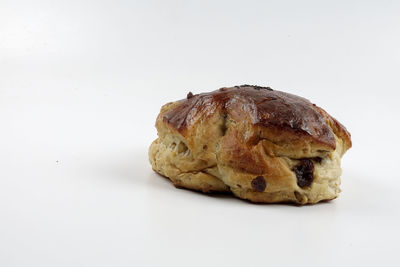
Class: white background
1,0,399,266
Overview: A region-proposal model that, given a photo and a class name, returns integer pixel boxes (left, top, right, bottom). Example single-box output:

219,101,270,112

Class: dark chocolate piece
293,159,314,188
251,176,266,192
186,92,194,99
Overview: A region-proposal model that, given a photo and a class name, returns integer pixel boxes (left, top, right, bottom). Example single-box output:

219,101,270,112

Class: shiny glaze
163,85,346,148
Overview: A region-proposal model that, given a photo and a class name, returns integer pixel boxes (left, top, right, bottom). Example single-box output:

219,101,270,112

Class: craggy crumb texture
149,85,351,204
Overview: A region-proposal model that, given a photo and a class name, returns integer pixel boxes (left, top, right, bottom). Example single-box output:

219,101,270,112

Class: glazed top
162,85,351,150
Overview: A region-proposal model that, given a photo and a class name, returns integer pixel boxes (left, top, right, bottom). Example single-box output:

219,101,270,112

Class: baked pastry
149,85,351,204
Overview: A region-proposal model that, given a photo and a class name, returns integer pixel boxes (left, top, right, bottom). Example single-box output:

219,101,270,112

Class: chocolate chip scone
149,85,351,204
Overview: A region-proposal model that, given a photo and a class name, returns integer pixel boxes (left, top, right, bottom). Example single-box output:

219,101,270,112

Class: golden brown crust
313,105,352,152
149,85,351,204
162,85,345,151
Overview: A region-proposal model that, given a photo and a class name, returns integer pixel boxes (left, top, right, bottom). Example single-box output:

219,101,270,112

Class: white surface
1,0,400,266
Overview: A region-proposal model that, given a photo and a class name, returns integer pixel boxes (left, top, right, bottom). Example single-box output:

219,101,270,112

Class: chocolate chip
293,159,314,188
187,92,194,99
238,85,273,91
254,85,273,91
251,176,266,192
